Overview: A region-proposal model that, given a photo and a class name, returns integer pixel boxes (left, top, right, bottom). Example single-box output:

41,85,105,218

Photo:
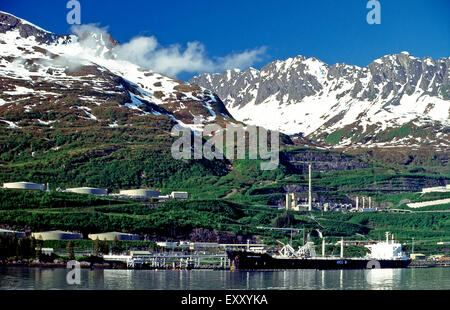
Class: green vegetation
0,189,128,210
441,85,450,100
0,120,449,254
0,235,39,260
324,130,346,144
0,190,448,253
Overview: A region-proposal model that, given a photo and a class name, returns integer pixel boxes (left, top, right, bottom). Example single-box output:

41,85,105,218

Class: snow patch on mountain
191,53,450,148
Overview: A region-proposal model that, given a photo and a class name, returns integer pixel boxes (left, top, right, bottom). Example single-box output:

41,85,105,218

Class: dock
103,253,232,270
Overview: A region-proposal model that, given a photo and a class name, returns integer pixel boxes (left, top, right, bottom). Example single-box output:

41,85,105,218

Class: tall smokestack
286,193,291,211
340,238,344,258
356,196,359,210
308,164,312,211
322,238,325,257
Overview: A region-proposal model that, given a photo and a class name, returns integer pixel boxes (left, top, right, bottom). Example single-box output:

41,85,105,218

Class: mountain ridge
0,11,234,131
190,52,450,149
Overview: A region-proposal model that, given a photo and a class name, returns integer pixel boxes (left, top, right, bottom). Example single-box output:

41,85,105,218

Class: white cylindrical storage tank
88,232,140,241
66,187,108,196
0,229,26,238
119,189,160,198
3,182,45,191
31,230,81,241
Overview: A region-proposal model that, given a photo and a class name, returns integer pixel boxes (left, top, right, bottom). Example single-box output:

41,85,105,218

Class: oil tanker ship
227,232,411,270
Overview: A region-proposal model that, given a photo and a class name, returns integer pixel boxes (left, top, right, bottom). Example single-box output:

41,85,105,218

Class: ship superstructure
227,232,411,270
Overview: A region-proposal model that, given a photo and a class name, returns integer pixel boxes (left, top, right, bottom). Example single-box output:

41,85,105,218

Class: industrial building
88,232,140,241
170,191,189,200
40,248,54,255
189,242,220,250
286,164,315,211
119,189,160,199
66,187,108,196
156,241,179,248
285,167,377,213
3,182,45,191
286,192,320,211
130,250,152,257
410,253,426,260
0,229,26,238
336,240,376,246
31,230,81,241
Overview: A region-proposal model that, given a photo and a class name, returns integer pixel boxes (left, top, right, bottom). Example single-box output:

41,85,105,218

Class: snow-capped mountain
191,53,450,149
0,11,233,131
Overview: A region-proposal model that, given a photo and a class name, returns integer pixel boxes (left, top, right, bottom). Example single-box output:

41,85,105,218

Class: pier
103,253,231,270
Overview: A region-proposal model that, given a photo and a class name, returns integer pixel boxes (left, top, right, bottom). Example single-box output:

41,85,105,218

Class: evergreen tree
93,238,100,256
67,240,75,260
30,237,37,259
100,239,110,255
112,236,120,254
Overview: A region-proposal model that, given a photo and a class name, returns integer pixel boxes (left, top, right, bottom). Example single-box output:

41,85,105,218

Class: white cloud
71,24,266,77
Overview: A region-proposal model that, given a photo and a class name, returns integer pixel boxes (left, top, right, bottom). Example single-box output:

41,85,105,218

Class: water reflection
0,267,449,290
365,268,401,289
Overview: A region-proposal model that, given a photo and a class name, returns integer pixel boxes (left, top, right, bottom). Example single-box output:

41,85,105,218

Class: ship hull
227,251,411,270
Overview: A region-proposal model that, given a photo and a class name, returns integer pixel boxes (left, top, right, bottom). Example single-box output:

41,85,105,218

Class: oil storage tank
3,182,45,191
66,187,108,196
32,230,81,241
0,229,26,238
119,189,160,199
88,232,140,241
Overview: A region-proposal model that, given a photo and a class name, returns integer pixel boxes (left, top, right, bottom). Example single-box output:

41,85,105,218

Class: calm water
0,267,449,290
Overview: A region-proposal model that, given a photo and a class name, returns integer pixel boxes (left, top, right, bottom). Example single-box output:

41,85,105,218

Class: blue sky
1,0,449,80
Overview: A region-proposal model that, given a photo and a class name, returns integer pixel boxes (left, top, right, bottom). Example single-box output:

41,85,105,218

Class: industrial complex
284,164,377,213
1,181,188,201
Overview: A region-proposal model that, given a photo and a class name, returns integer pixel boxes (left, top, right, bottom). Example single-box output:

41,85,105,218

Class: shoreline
0,260,229,271
2,260,449,271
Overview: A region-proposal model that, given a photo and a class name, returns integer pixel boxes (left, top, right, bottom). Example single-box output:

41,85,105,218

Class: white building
156,241,178,248
170,191,188,200
189,242,220,250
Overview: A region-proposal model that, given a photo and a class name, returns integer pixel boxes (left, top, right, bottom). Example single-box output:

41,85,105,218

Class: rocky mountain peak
190,53,450,149
0,11,59,44
0,11,234,131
